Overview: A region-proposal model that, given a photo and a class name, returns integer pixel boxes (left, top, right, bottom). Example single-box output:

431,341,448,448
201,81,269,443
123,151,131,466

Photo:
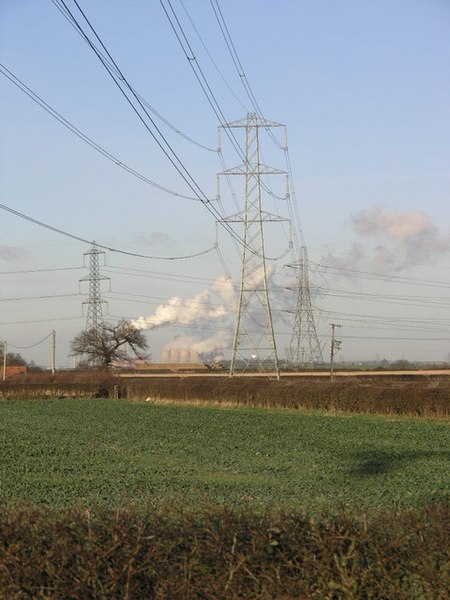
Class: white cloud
352,207,436,241
137,231,173,247
325,207,450,273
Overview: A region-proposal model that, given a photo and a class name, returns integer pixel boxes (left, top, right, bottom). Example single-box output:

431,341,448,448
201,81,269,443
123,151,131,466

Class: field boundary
1,374,450,418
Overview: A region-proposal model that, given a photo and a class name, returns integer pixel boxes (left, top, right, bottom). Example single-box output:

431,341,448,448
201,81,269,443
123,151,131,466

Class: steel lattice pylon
286,245,323,367
220,113,286,379
79,242,110,335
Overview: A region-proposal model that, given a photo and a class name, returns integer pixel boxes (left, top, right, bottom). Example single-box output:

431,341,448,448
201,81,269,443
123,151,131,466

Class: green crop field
1,398,449,512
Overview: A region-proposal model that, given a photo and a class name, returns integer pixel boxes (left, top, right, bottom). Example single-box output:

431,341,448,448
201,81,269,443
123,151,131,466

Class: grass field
1,398,448,512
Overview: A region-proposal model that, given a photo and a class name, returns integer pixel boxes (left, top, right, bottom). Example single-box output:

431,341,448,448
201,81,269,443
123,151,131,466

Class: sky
1,0,449,368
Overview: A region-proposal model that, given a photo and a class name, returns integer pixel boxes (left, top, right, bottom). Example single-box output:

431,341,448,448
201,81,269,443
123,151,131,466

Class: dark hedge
2,374,450,418
1,501,449,599
125,376,450,418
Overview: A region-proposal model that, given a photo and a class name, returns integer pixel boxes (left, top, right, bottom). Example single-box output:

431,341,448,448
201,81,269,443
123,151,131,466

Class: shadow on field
350,450,450,477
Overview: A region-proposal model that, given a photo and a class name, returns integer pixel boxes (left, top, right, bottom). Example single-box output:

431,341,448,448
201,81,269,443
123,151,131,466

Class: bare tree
70,321,149,368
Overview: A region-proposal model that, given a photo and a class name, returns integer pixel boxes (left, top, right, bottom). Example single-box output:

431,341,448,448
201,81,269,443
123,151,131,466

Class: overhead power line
0,202,217,260
205,0,309,265
159,0,283,205
0,316,83,326
313,261,450,289
317,306,450,329
8,331,54,349
49,0,216,153
0,293,80,303
56,0,213,201
316,309,450,335
159,0,248,160
106,290,235,310
0,266,83,275
0,62,204,201
104,266,230,288
52,0,254,251
340,335,450,341
106,291,303,319
178,0,249,113
209,0,284,151
316,285,450,309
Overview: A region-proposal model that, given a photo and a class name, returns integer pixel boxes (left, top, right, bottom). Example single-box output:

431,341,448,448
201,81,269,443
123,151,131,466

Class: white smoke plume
191,331,232,354
246,264,273,288
132,276,235,331
212,275,237,307
161,331,232,359
162,334,199,351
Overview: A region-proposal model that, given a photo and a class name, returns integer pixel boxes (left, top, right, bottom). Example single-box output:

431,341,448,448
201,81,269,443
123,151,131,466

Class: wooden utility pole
330,324,342,381
51,330,56,375
2,340,7,381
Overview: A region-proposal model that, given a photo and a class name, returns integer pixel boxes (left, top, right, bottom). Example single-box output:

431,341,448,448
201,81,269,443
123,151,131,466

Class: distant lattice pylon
286,245,323,366
79,242,110,335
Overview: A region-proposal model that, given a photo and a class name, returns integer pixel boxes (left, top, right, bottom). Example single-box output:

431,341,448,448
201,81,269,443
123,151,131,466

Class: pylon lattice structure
219,113,287,379
286,245,324,366
79,242,110,335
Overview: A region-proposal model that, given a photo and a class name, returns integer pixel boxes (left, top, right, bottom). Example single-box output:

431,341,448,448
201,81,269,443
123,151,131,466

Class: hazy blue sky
1,0,449,367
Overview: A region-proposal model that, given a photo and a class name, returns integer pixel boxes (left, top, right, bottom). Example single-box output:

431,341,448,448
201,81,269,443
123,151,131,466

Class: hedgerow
125,376,450,418
1,501,449,599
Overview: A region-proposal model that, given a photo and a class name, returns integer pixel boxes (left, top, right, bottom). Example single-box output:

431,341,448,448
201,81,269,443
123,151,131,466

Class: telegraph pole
2,340,6,381
51,330,56,375
330,323,342,381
